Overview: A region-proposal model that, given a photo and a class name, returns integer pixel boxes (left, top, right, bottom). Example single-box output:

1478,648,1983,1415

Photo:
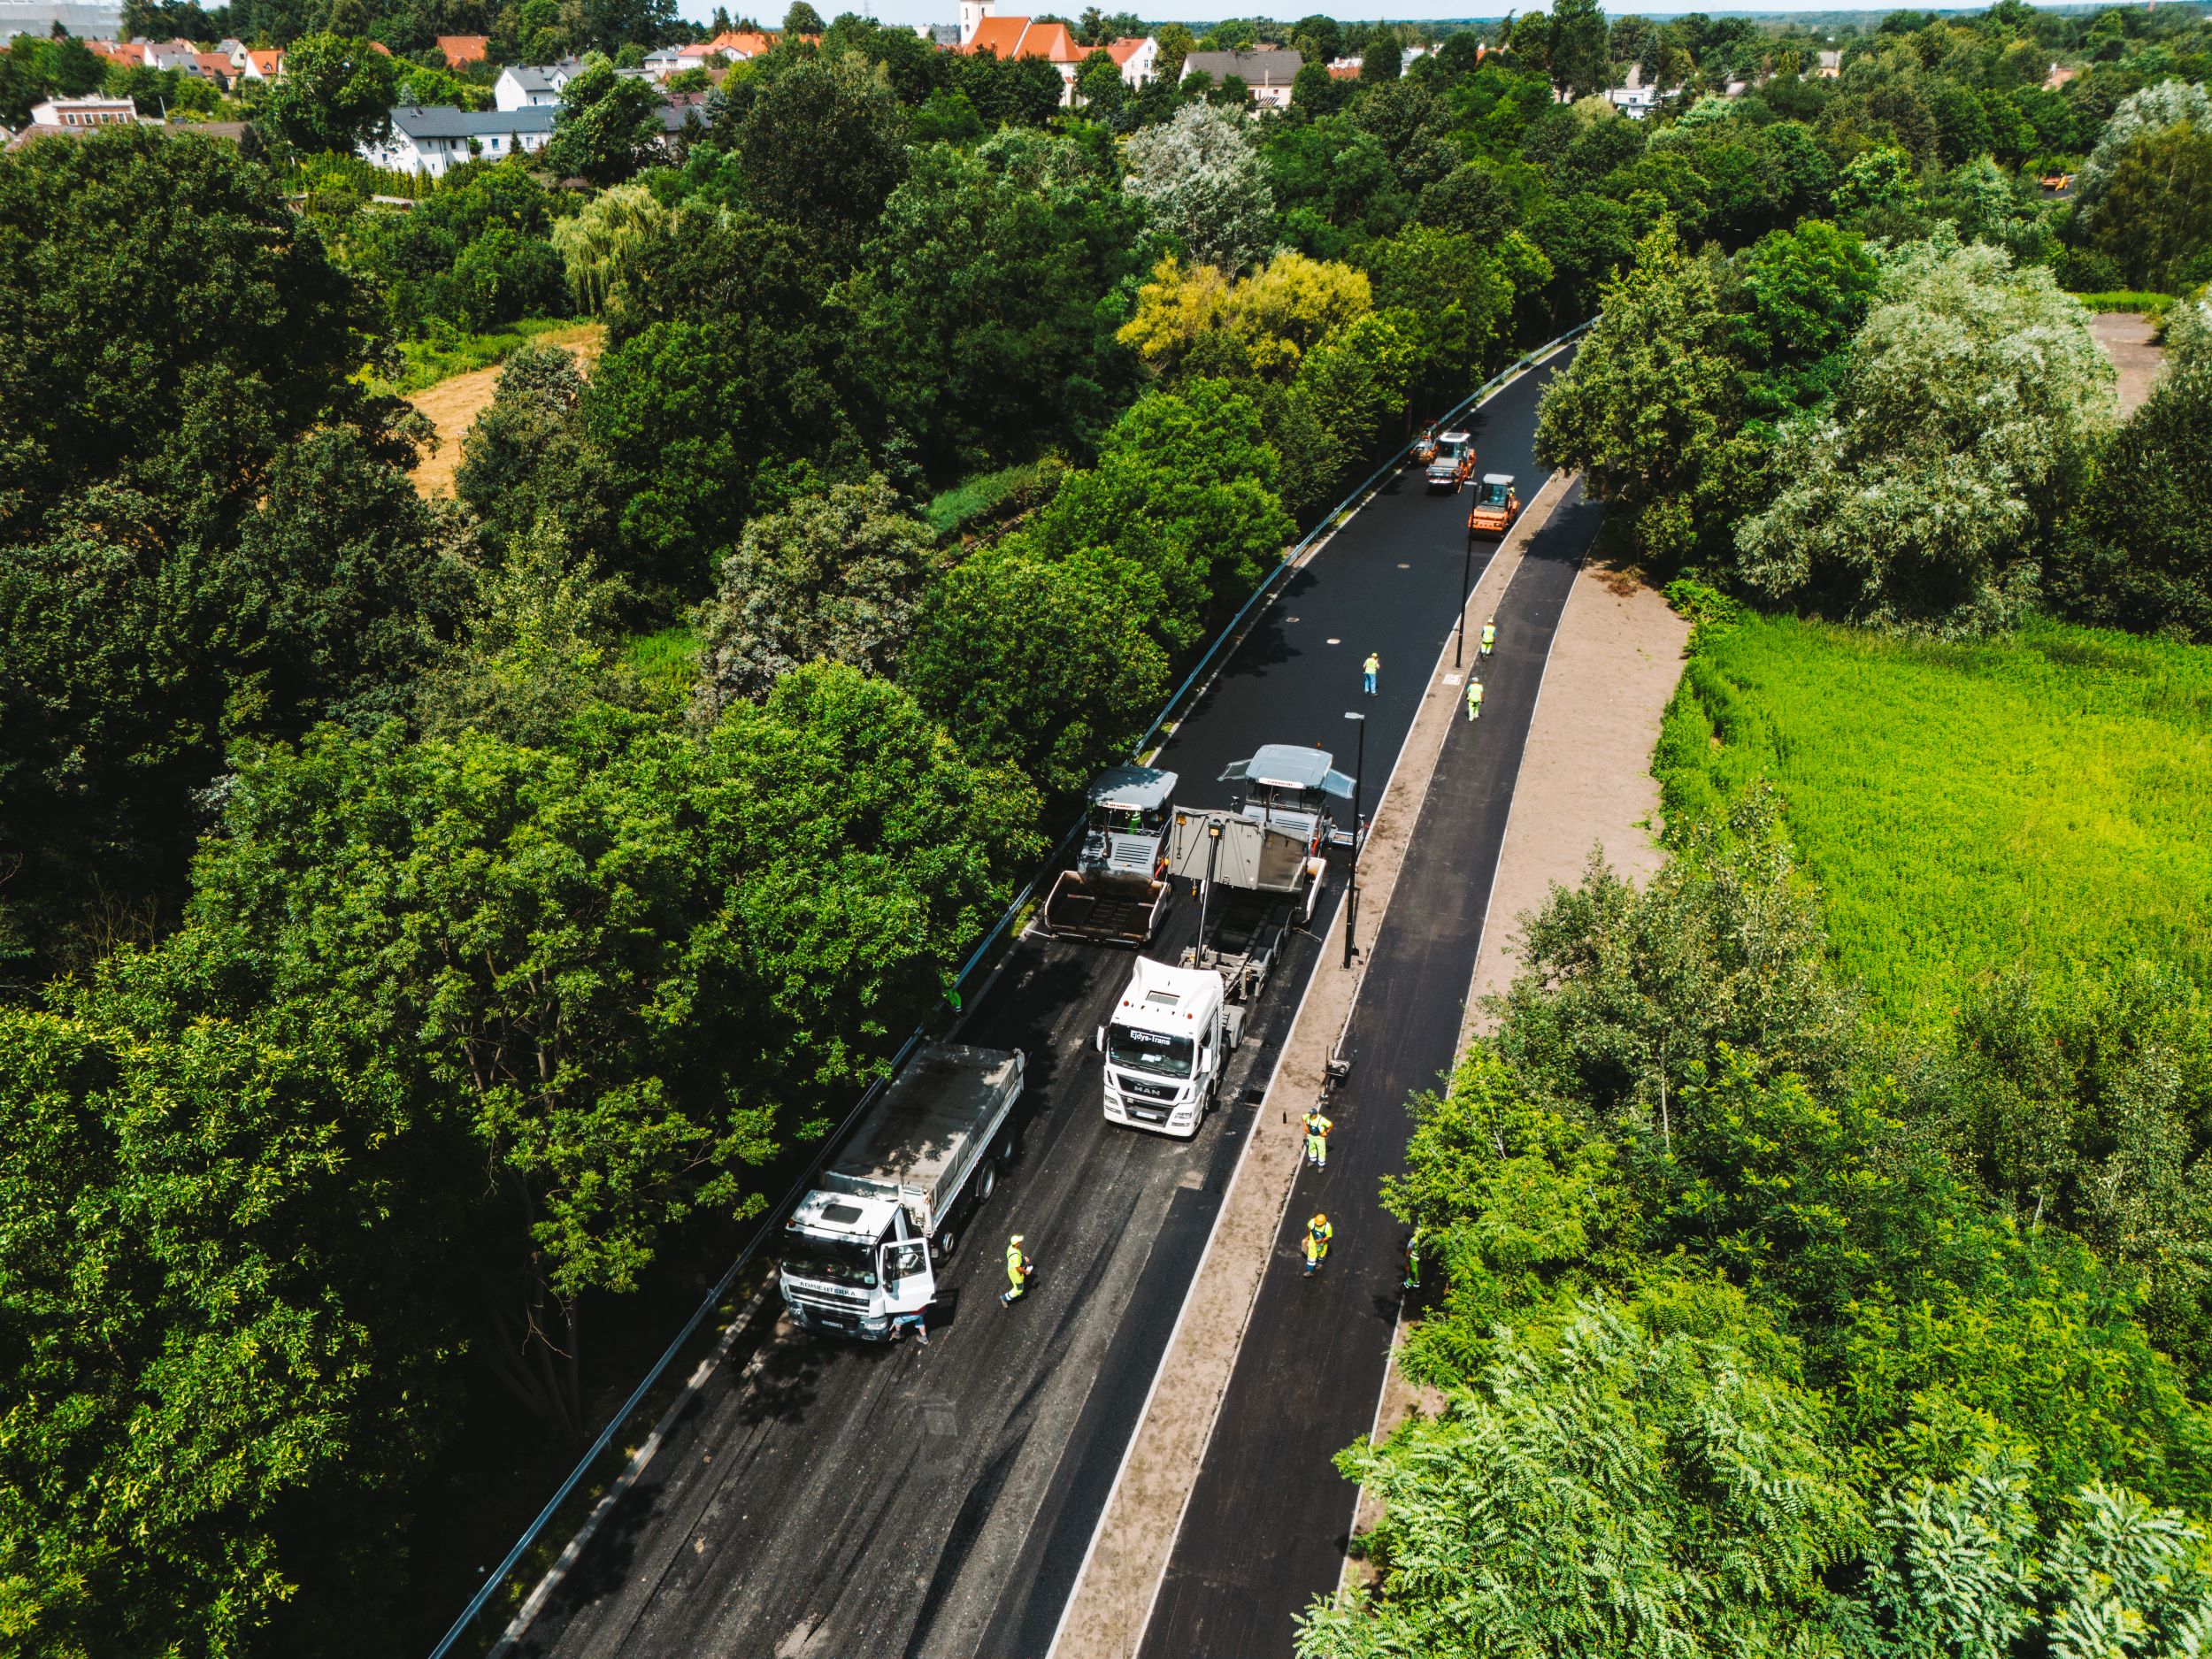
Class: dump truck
1466,473,1521,538
780,1043,1025,1340
1098,745,1345,1138
1041,765,1178,945
1425,430,1475,492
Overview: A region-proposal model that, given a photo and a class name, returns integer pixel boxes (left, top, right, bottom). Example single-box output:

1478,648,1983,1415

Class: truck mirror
1095,1025,1106,1054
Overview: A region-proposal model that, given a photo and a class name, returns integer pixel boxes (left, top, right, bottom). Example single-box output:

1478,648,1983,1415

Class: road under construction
505,346,1601,1659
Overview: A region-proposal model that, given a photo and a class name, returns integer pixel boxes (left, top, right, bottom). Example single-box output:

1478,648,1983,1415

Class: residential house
1179,48,1302,108
1606,62,1662,119
1815,50,1841,77
656,87,711,133
955,5,1085,105
1325,57,1360,79
91,39,148,65
216,35,246,65
435,33,488,65
1103,34,1157,88
28,93,137,127
494,58,580,110
242,47,282,79
192,50,233,85
2044,62,2077,90
144,37,199,72
696,27,775,58
361,103,557,176
641,45,685,77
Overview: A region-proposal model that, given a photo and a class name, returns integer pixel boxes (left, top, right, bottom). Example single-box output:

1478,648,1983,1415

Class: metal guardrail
425,318,1592,1659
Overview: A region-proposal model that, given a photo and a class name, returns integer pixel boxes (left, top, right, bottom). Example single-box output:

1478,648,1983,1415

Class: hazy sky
680,0,1941,31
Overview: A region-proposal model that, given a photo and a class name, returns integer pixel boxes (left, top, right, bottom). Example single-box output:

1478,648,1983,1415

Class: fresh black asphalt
507,350,1575,1659
1137,485,1598,1659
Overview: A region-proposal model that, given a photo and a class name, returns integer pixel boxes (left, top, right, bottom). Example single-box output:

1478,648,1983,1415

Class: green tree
782,0,823,32
0,981,463,1658
1738,234,2116,632
455,343,620,560
1032,379,1295,646
2053,334,2212,640
1535,219,1747,563
2078,120,2212,291
1299,1294,1865,1659
904,541,1169,798
264,34,402,152
0,132,426,969
841,130,1143,475
544,53,666,184
697,476,939,709
734,51,907,267
1546,0,1611,99
1124,101,1277,274
174,667,1038,1433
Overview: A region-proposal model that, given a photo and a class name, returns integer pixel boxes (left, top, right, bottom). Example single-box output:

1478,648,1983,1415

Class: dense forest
2,0,2209,1652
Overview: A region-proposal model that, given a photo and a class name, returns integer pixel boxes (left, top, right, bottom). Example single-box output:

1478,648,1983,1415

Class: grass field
1655,613,2212,1027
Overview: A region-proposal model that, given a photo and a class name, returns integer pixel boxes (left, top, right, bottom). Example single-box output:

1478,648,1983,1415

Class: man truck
780,1042,1025,1340
1041,764,1179,945
1098,745,1346,1138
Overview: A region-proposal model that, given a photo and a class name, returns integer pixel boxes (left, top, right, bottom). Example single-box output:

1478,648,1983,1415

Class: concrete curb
1045,467,1581,1659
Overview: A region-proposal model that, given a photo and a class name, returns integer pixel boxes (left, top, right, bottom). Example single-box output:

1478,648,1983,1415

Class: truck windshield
782,1229,879,1287
1109,1024,1195,1078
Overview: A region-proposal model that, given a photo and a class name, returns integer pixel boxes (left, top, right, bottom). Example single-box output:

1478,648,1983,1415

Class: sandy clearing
405,321,604,499
2092,311,2164,418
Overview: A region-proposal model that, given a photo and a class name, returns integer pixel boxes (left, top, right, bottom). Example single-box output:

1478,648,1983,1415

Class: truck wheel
975,1162,997,1205
995,1130,1019,1165
935,1223,959,1259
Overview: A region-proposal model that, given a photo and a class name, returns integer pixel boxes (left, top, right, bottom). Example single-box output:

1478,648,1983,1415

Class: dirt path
2091,312,2164,418
406,321,604,498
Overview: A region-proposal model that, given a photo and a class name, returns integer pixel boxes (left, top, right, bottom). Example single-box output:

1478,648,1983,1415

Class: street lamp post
1342,710,1366,970
1455,531,1475,667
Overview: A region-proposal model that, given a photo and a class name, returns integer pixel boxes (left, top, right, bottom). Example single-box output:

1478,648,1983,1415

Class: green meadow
1656,613,2212,1026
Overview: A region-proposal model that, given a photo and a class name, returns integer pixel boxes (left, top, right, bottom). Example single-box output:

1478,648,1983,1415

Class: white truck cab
779,1043,1023,1340
1100,956,1234,1138
780,1189,937,1340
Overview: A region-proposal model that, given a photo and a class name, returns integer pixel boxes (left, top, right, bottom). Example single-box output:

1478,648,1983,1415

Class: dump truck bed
821,1043,1025,1235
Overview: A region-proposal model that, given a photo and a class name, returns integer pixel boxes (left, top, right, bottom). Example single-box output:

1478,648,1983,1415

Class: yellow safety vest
1006,1246,1026,1284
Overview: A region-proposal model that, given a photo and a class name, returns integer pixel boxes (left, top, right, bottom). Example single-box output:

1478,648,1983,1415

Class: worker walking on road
1363,652,1379,695
1302,1108,1333,1171
1302,1213,1333,1275
1466,677,1485,721
1479,618,1496,658
1002,1233,1033,1305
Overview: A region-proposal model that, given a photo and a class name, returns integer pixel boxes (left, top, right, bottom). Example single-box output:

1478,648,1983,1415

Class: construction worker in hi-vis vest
1302,1109,1333,1171
1002,1234,1033,1305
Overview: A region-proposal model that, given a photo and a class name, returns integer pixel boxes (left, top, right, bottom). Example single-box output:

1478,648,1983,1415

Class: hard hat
1010,1233,1025,1244
1310,1213,1327,1227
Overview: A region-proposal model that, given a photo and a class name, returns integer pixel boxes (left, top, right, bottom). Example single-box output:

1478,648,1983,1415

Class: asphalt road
1136,486,1600,1659
508,351,1571,1659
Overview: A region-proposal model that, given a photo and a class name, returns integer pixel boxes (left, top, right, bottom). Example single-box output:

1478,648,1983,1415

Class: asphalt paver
1135,485,1601,1659
507,353,1571,1659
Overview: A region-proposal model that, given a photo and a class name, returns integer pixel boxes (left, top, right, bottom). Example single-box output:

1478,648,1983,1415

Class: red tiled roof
959,16,1081,63
436,33,488,63
1104,36,1148,65
194,50,231,74
247,48,282,73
